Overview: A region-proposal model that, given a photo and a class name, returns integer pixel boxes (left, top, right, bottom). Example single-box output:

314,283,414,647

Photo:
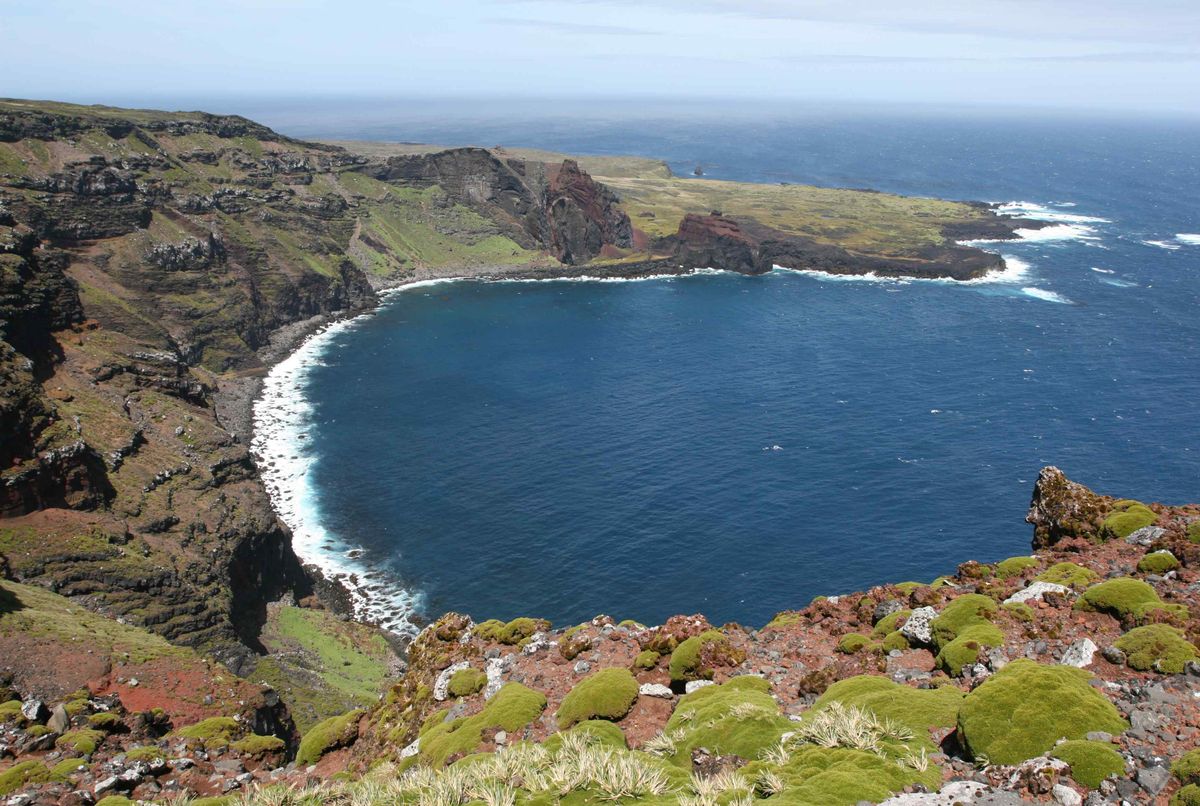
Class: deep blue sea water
253,105,1200,633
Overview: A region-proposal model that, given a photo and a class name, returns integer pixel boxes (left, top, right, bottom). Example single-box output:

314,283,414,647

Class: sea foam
1021,286,1073,304
1176,233,1200,246
252,282,451,636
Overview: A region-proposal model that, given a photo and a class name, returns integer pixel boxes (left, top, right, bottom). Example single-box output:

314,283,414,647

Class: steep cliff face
0,101,378,665
365,149,632,264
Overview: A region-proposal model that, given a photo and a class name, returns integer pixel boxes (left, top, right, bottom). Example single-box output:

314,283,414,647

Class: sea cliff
3,100,1194,806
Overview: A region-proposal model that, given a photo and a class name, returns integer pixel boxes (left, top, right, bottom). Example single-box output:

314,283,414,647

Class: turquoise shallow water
255,110,1200,631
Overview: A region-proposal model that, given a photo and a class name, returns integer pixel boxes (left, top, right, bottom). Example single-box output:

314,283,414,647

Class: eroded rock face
0,103,372,656
1026,466,1111,548
366,149,632,264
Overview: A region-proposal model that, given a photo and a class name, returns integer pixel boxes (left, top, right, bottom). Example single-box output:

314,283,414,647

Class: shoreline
239,218,1050,635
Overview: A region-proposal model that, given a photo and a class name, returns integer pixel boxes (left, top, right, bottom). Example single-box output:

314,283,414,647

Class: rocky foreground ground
3,466,1200,805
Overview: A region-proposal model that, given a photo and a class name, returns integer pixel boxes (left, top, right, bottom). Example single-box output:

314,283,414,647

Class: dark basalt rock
666,211,1006,281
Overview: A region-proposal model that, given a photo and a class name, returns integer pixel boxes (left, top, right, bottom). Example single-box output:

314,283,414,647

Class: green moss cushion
1101,500,1157,539
664,676,792,764
556,668,639,728
1077,578,1161,621
995,556,1039,579
1051,739,1125,787
420,683,546,766
1114,624,1199,673
1036,562,1099,588
935,623,1004,676
1137,550,1180,574
447,667,486,698
957,660,1127,765
668,629,742,682
814,676,963,748
295,709,364,766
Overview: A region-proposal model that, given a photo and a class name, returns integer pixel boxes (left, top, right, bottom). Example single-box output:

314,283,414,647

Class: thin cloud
783,51,1200,64
487,17,658,36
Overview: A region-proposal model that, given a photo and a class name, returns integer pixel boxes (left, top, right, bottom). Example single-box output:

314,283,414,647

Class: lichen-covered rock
1027,466,1110,547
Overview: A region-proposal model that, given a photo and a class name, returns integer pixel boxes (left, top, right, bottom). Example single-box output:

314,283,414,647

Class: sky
1,0,1198,116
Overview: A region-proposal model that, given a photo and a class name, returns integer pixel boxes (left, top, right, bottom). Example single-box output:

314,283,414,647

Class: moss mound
814,675,963,747
176,716,239,750
957,660,1127,765
1175,749,1200,784
1036,562,1099,588
871,609,911,638
49,757,87,780
754,745,937,805
632,649,660,669
881,631,909,652
936,623,1005,675
87,712,123,731
296,709,364,766
123,746,166,762
931,594,997,647
542,719,627,751
420,683,546,767
0,761,52,795
664,676,792,764
556,668,639,728
927,594,1001,675
56,728,105,755
1114,624,1199,673
996,556,1039,579
1002,601,1035,622
836,633,871,654
94,798,133,806
0,700,22,722
1077,577,1168,623
1175,784,1200,806
1138,550,1180,574
1051,739,1125,787
229,734,286,756
1188,522,1200,544
668,629,742,682
1102,500,1157,539
447,668,486,698
472,617,547,645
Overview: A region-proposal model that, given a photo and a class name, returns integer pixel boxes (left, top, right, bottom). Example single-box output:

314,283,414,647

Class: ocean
251,103,1200,635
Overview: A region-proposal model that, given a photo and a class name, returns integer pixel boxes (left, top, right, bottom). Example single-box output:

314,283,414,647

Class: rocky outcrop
666,212,1006,281
364,149,632,264
1026,465,1114,548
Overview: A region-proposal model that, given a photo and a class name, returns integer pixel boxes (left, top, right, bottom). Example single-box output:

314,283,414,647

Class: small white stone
684,680,715,694
399,738,420,759
1059,638,1098,668
1052,783,1082,806
638,683,674,699
1004,581,1072,605
900,607,937,645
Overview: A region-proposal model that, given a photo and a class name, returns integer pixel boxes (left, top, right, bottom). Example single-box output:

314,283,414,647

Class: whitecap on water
995,201,1110,224
1090,267,1115,274
1176,233,1200,246
1021,287,1073,304
1142,239,1181,251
